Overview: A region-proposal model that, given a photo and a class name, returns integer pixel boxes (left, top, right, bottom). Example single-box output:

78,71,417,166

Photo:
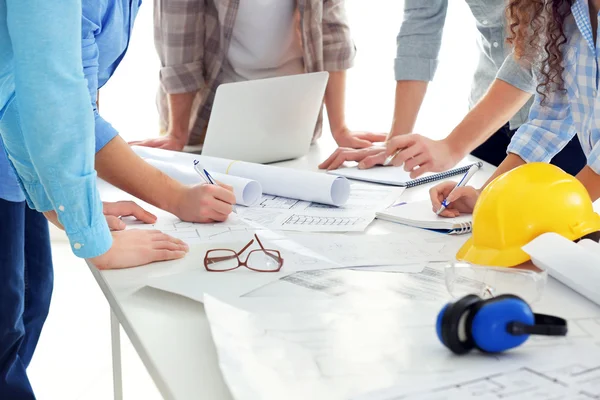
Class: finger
327,150,369,171
404,154,429,172
211,186,237,205
429,187,444,211
349,138,373,149
107,201,157,223
385,135,415,156
105,215,126,231
358,152,386,169
409,162,433,179
392,144,422,167
151,250,187,263
446,187,473,203
153,240,190,252
151,232,188,247
203,208,230,222
358,132,387,142
318,148,345,169
209,198,234,216
217,182,234,192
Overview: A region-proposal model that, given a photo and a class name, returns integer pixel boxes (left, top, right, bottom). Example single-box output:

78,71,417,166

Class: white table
88,140,600,400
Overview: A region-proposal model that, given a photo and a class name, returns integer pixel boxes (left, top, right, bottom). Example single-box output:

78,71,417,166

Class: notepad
376,201,473,235
328,161,483,187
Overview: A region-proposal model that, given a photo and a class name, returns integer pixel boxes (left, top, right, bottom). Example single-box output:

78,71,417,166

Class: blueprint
203,295,600,400
235,184,404,232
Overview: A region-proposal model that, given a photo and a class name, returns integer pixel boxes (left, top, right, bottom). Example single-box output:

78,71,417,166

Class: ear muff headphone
436,294,567,354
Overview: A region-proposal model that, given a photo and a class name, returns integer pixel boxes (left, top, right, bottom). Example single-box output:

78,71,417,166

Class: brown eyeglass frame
204,234,284,272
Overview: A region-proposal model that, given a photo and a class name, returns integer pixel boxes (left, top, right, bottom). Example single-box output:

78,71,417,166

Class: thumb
217,182,234,192
352,138,373,149
106,215,126,231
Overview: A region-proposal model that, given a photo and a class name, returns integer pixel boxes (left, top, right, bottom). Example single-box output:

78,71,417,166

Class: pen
436,164,480,215
383,149,401,166
193,160,237,214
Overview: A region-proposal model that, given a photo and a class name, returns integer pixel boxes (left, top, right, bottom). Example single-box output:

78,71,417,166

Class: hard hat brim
456,237,531,268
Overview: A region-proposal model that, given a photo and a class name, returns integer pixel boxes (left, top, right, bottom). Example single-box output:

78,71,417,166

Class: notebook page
377,201,472,229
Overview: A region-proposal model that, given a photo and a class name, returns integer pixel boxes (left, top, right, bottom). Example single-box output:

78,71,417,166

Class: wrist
443,135,467,165
330,124,349,139
165,183,188,217
167,127,189,144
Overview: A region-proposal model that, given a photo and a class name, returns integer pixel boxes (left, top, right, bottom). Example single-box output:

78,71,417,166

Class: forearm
481,153,526,189
577,166,600,202
95,136,185,213
167,92,197,141
445,80,532,160
324,71,348,137
390,80,428,137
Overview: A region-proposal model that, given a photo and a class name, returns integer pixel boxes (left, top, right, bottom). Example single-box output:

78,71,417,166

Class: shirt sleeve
395,0,447,81
496,53,537,94
507,85,577,163
81,12,119,152
6,0,112,259
321,0,356,71
154,0,206,94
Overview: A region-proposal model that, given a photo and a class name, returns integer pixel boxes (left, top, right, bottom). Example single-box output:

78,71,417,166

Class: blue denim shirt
396,0,536,129
0,0,139,258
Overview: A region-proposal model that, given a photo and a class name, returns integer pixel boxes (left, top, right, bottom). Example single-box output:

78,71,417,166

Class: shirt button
74,243,83,250
58,205,65,212
493,42,499,48
482,20,488,25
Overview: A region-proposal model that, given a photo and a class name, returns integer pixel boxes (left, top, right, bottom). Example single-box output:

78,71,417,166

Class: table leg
111,310,124,400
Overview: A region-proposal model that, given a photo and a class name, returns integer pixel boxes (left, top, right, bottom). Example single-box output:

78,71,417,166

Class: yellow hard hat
457,162,600,267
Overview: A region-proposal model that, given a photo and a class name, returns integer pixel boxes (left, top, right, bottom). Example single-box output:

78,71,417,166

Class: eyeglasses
204,234,284,272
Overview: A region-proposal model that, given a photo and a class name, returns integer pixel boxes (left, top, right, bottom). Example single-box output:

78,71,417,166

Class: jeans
471,124,587,176
0,199,53,399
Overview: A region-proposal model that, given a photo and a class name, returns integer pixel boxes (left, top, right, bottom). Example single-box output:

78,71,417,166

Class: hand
429,181,480,218
318,146,385,170
174,183,236,223
332,127,387,149
129,134,187,151
89,230,189,270
382,135,461,179
103,201,157,231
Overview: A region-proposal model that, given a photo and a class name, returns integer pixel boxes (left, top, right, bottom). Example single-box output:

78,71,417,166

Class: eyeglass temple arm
206,239,256,263
254,235,283,262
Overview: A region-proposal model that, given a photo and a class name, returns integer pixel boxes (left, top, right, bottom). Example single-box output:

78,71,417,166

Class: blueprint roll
132,146,351,206
142,158,262,207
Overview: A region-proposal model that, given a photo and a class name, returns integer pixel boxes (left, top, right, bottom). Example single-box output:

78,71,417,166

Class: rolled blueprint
143,158,262,207
133,146,351,206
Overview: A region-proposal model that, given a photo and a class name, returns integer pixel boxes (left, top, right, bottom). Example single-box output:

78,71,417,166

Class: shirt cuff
160,62,206,94
394,56,438,81
507,131,552,163
95,114,119,152
323,44,357,72
66,217,112,259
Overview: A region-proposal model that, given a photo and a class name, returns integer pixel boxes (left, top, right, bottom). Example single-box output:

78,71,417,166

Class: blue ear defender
436,294,567,354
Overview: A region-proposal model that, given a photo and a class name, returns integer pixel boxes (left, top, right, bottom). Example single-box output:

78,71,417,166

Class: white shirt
218,0,304,82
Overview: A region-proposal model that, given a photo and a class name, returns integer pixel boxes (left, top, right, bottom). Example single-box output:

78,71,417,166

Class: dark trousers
471,124,587,176
0,199,53,399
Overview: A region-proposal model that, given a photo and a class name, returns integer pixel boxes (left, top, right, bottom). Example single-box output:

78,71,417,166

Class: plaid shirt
154,0,355,145
507,0,600,174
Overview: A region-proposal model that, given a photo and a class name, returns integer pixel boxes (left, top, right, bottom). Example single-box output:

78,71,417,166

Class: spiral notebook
327,161,483,187
376,201,473,235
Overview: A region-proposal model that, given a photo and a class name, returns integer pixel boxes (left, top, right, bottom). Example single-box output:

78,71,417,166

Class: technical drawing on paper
282,214,367,227
397,361,600,399
204,295,600,400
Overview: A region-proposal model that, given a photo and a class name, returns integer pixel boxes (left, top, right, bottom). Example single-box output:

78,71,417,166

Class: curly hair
506,0,574,103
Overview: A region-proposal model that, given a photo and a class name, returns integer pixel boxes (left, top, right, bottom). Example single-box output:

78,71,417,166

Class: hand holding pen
430,164,481,218
193,161,238,214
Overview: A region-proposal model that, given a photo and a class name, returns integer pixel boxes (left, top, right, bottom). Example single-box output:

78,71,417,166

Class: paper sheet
145,239,344,302
281,234,453,267
236,184,405,232
523,233,600,307
143,158,262,206
203,295,600,400
133,146,351,206
355,351,600,399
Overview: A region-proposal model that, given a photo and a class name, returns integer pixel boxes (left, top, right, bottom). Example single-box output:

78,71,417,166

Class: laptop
201,72,329,164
